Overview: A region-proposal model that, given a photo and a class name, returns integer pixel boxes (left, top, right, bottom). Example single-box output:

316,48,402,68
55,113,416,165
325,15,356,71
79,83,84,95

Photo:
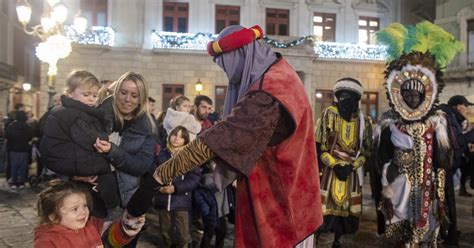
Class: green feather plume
375,23,408,61
376,21,464,69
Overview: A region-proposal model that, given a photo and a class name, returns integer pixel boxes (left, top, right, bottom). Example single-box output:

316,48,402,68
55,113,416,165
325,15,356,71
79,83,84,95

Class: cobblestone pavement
0,176,472,247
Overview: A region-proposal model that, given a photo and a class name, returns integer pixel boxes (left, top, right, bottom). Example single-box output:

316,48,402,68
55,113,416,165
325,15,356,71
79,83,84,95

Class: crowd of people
0,21,473,248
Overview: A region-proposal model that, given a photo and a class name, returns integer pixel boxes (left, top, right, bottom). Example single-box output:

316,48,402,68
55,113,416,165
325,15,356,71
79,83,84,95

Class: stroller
28,143,56,187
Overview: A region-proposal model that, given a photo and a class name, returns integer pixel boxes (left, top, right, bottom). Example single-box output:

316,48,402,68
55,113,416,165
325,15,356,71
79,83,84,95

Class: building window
361,91,378,120
81,0,107,26
468,19,474,66
215,86,227,114
163,2,188,33
314,90,334,119
313,13,336,42
215,5,240,34
162,84,185,110
266,8,289,36
358,16,379,44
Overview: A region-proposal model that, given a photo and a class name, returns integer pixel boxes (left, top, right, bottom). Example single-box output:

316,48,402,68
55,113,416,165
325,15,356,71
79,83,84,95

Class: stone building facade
5,0,449,121
435,0,474,121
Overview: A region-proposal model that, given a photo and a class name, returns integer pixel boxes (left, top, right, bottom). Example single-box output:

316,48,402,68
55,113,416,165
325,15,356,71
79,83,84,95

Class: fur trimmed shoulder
427,110,450,149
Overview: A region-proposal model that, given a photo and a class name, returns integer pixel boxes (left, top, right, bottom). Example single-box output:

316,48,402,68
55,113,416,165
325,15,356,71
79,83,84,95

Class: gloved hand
126,174,162,217
332,164,354,181
121,210,145,236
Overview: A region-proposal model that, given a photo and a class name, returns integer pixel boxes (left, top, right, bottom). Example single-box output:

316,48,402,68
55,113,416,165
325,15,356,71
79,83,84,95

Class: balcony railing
151,31,387,61
67,26,115,46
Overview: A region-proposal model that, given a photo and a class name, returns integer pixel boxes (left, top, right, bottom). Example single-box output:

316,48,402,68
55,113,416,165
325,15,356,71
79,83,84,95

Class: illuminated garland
151,31,387,60
315,42,387,61
263,36,315,48
67,26,115,46
152,30,217,50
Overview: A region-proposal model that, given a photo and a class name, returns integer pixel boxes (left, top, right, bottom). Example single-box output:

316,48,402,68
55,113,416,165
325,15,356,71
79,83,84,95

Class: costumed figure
126,25,323,248
375,21,463,246
315,78,372,248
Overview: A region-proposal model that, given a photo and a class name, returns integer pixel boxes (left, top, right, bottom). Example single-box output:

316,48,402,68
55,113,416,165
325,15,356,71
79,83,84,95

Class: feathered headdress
376,21,464,69
376,21,464,122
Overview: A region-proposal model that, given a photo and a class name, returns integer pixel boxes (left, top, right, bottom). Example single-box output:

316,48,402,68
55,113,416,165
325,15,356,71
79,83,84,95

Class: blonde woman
94,72,156,206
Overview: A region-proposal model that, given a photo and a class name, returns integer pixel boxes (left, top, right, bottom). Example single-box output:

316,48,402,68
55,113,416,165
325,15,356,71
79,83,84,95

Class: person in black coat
5,111,33,189
152,126,201,248
40,71,120,217
438,95,474,245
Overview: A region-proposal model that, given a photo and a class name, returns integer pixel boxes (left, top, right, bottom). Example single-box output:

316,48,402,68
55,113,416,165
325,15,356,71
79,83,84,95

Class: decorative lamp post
15,0,87,107
195,79,203,95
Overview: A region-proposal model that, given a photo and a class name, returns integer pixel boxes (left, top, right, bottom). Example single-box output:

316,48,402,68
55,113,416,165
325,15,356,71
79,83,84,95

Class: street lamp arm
22,24,49,41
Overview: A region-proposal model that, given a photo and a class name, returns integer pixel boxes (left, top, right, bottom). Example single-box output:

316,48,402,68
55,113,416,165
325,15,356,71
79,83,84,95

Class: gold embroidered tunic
316,105,372,232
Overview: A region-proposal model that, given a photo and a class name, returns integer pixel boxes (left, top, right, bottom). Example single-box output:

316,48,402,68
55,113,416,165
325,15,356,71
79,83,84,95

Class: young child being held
34,179,144,247
163,95,202,141
41,70,120,218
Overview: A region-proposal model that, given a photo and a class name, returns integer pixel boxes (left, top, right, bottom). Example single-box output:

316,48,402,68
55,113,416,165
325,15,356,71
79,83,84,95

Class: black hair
194,95,213,107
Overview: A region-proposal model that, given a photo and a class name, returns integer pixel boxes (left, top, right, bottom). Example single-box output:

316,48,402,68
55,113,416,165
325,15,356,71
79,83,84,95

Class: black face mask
336,91,360,121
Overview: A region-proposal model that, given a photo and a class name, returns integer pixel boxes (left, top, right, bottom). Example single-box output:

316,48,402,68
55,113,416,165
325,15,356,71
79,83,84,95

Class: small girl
163,95,201,141
34,179,145,247
153,126,201,247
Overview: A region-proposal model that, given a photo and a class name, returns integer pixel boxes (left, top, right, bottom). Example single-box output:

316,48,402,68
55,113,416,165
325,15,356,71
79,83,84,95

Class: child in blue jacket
152,126,201,247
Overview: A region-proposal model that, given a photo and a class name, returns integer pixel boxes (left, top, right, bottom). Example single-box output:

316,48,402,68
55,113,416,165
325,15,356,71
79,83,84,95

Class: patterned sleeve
102,221,135,247
156,90,281,182
318,106,351,168
199,90,281,176
157,138,215,184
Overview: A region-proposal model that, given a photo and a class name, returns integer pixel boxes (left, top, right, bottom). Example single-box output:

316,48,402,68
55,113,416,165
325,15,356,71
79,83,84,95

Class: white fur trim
382,185,394,199
333,80,363,96
427,111,450,149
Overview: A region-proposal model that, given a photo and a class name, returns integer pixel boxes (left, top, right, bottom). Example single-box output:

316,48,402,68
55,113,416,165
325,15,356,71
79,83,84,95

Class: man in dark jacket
440,95,474,195
438,95,474,245
5,111,33,189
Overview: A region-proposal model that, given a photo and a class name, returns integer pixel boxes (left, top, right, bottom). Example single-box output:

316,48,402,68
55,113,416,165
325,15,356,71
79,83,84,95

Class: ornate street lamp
16,0,87,107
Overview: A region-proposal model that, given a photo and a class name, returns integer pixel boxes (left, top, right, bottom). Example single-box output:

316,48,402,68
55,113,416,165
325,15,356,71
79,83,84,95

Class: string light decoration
314,42,387,61
67,26,115,46
152,30,217,50
262,36,315,48
151,31,387,61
